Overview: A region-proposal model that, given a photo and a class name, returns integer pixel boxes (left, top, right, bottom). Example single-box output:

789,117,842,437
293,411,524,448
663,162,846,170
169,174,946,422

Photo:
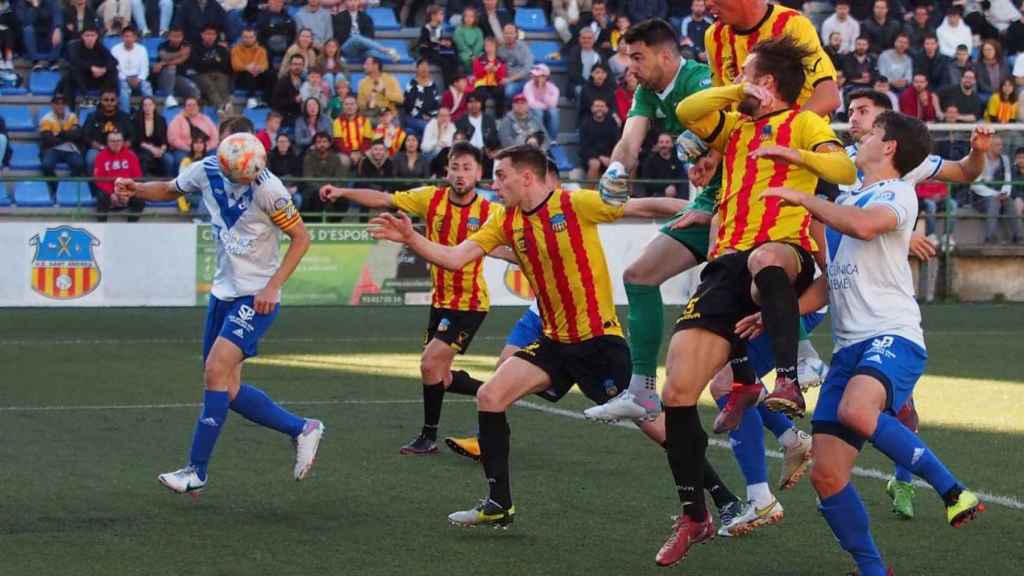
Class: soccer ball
217,132,266,183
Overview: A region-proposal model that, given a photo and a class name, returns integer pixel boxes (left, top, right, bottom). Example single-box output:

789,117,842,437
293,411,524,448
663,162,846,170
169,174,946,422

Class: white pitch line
512,399,1024,512
1,395,1019,511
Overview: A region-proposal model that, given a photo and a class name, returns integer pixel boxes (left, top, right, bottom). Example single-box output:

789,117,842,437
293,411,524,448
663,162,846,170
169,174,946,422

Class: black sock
478,410,512,508
448,370,483,396
704,458,739,508
730,341,757,386
422,382,444,440
664,405,708,521
753,266,800,384
942,485,964,507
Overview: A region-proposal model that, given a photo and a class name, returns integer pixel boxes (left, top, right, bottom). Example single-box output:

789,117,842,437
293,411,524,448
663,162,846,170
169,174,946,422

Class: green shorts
659,209,710,263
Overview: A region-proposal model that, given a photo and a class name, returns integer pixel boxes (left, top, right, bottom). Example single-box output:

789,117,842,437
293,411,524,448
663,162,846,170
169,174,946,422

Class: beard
738,95,760,116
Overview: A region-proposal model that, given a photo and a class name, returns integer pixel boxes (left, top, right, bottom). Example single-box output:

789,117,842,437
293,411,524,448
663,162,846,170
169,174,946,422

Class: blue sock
189,390,230,481
894,464,913,483
230,384,306,438
819,483,886,576
758,404,794,439
717,395,768,485
870,412,959,497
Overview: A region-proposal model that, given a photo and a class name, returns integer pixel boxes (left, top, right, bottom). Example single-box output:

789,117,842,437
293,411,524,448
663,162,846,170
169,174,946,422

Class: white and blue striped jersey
175,156,299,300
826,178,924,351
842,143,943,194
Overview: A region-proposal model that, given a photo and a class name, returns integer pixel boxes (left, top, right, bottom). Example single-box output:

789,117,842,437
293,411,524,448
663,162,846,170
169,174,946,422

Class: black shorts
424,307,487,354
514,335,631,405
674,243,816,341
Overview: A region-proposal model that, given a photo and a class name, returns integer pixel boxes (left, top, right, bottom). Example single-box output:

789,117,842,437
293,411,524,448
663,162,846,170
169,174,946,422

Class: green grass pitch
1,304,1022,575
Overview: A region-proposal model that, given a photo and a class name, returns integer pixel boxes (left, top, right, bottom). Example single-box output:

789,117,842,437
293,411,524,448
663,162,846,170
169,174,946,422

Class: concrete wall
952,247,1024,301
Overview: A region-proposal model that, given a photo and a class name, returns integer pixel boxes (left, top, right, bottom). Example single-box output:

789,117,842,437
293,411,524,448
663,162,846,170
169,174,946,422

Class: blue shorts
202,295,280,361
812,335,927,426
505,307,543,348
747,312,827,378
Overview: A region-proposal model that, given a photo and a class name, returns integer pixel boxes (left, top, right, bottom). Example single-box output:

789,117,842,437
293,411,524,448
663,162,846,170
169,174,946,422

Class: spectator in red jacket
899,73,941,122
472,36,506,116
94,130,144,221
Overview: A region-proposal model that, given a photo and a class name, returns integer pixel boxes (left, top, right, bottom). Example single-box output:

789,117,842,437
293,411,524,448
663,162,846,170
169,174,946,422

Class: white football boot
158,465,206,495
293,419,325,481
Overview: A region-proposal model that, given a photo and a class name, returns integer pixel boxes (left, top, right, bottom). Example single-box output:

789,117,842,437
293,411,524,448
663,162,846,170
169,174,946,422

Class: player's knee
810,462,845,497
747,245,785,274
420,354,448,384
837,402,874,438
623,260,653,285
203,360,231,390
476,383,505,412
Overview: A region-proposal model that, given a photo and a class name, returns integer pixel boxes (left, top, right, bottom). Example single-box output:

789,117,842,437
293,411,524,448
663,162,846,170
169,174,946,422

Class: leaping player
113,116,325,495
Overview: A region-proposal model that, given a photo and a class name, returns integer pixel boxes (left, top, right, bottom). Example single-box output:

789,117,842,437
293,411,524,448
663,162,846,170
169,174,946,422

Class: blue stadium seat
368,7,401,30
1,106,36,131
162,105,181,124
528,41,564,68
29,71,61,95
143,37,162,61
286,5,299,17
56,181,96,207
9,142,42,170
0,84,28,96
103,37,119,52
0,191,10,206
14,181,53,207
394,73,413,90
379,40,414,64
243,107,269,130
149,200,180,207
203,106,219,124
78,107,93,127
548,145,574,174
348,72,365,89
515,8,552,32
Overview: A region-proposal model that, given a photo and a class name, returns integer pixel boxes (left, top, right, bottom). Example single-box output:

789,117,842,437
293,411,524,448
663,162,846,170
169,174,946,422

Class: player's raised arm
254,217,311,314
934,125,992,183
371,212,487,272
319,186,397,209
762,187,897,241
674,83,749,140
608,115,650,174
114,178,180,204
622,197,688,219
801,79,840,118
748,141,856,186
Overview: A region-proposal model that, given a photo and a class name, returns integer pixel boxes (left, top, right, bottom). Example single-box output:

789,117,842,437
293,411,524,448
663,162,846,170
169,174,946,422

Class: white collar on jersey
855,177,899,195
656,57,688,101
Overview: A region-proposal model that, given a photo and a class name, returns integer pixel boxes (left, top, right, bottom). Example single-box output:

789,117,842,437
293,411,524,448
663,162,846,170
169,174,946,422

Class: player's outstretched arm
113,178,180,204
608,116,650,174
801,79,841,119
762,187,897,241
935,125,993,183
254,219,311,314
622,197,688,219
749,143,856,185
675,84,747,128
319,186,396,209
370,212,486,271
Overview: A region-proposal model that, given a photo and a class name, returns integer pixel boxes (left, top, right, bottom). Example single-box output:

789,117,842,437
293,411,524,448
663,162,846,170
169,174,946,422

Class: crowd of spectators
1,0,1024,240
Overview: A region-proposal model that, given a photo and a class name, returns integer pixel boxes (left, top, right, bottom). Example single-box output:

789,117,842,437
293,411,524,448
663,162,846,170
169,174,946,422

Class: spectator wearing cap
821,0,859,55
421,106,456,159
39,93,84,191
293,0,332,47
94,130,144,222
497,23,533,99
523,63,560,142
441,75,473,122
402,58,440,137
498,93,546,148
155,27,201,109
357,56,404,120
878,32,913,92
860,0,900,55
456,92,500,150
174,0,227,48
936,6,972,58
232,27,273,110
566,27,603,100
192,24,234,114
579,97,618,183
64,25,117,106
472,36,507,116
418,4,460,86
16,0,62,70
640,132,686,199
111,26,152,113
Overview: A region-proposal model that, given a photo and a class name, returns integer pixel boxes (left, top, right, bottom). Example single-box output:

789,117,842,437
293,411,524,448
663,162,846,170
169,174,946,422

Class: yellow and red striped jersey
704,4,835,109
469,188,624,343
393,186,492,312
688,106,843,256
332,115,375,154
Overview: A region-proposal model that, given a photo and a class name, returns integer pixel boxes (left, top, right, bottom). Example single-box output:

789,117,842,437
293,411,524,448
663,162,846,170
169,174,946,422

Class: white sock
778,427,802,450
747,482,774,508
798,339,820,361
627,373,657,396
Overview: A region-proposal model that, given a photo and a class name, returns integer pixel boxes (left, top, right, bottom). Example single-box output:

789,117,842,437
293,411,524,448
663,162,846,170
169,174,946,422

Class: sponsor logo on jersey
680,296,701,320
549,213,567,233
467,217,481,231
29,225,101,300
437,318,451,332
238,305,256,322
867,336,897,360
